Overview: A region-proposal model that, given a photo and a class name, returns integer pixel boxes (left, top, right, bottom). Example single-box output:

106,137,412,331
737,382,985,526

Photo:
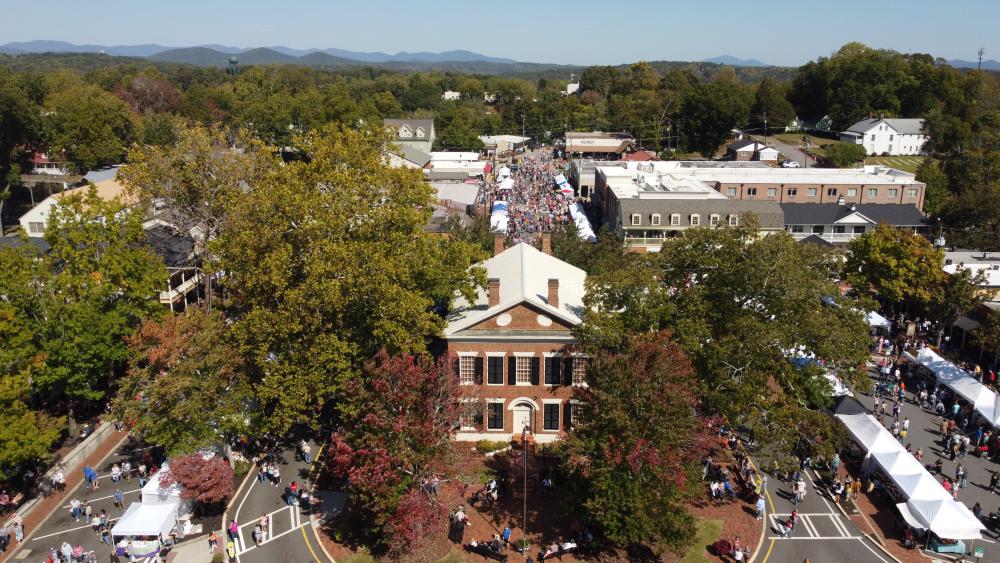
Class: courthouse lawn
679,518,725,563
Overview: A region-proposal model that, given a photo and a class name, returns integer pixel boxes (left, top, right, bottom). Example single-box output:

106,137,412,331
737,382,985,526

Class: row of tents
905,347,1000,427
837,405,984,542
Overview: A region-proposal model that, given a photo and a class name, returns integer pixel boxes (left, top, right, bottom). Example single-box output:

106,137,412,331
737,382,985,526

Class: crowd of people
485,157,574,247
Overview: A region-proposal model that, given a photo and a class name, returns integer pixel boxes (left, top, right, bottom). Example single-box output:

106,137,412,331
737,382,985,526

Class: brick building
444,235,587,444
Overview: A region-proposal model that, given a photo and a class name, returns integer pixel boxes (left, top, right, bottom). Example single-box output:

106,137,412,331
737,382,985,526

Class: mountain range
948,58,1000,72
0,40,522,65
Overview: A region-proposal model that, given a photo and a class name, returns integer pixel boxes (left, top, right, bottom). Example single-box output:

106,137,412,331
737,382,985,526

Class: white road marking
829,513,853,538
61,488,141,508
268,513,273,540
856,537,892,563
31,517,121,541
799,515,819,538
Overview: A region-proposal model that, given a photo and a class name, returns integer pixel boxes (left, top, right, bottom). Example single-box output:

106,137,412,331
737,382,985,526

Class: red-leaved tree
159,454,235,505
327,350,464,556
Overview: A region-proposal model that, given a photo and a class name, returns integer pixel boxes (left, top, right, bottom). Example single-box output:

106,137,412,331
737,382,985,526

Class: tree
43,84,135,170
159,453,235,505
552,225,642,278
215,124,486,432
327,351,464,556
0,304,64,480
579,66,621,101
560,332,711,552
115,70,181,114
826,142,868,168
681,70,752,157
927,268,987,346
0,68,40,232
751,76,796,129
845,223,945,306
0,187,165,428
113,310,255,456
973,309,1000,364
579,219,870,458
119,123,272,312
915,158,950,215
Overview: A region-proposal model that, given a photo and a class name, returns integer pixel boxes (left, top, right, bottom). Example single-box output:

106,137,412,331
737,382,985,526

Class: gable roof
798,234,834,247
444,242,587,336
399,145,432,167
780,203,926,226
846,118,925,136
384,119,435,139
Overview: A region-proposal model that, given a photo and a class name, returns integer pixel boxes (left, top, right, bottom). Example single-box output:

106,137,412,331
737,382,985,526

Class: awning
871,450,924,475
866,311,892,330
955,315,980,332
111,501,179,539
894,472,951,501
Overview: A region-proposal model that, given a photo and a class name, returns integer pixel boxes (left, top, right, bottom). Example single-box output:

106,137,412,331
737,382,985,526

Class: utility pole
521,114,526,140
978,48,985,70
763,111,768,149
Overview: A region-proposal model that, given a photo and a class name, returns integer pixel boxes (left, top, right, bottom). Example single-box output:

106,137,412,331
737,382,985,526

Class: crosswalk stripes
237,505,308,555
768,513,861,540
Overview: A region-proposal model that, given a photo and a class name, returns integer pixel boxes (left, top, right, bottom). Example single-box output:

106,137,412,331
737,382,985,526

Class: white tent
141,463,182,506
838,414,898,453
496,166,511,181
897,499,984,540
498,177,515,191
568,202,596,242
906,349,999,426
111,501,179,539
871,450,924,475
489,201,509,233
553,174,574,196
894,472,951,501
866,311,892,331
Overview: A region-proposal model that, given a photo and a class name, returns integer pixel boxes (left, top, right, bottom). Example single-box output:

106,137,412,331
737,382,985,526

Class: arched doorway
509,399,537,435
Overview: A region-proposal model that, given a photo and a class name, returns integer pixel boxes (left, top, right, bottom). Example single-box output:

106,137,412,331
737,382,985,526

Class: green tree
0,68,41,232
0,187,165,429
927,268,987,346
0,304,64,479
826,142,868,168
560,332,710,553
579,219,870,458
681,70,752,157
751,76,796,129
215,124,486,432
119,123,272,312
915,158,950,215
113,311,255,456
845,223,945,306
43,84,135,170
973,309,1000,364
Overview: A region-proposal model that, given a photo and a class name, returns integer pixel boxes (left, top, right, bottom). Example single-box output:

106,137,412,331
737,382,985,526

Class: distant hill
0,40,169,58
703,55,772,67
948,58,1000,72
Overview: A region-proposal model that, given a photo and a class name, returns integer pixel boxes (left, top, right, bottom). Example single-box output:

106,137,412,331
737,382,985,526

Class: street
230,440,326,563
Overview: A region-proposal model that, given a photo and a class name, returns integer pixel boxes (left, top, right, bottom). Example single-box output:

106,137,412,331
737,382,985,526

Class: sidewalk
2,427,131,562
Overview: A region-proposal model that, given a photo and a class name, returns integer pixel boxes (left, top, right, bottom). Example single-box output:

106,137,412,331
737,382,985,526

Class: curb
306,444,335,563
733,444,768,563
863,532,903,563
221,460,258,538
4,430,132,562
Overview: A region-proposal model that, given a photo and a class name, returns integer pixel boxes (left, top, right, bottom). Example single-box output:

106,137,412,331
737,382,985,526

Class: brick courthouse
445,234,588,443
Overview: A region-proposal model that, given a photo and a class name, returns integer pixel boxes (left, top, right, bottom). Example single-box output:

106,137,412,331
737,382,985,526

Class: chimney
493,234,505,256
488,278,500,308
540,232,552,255
547,278,559,308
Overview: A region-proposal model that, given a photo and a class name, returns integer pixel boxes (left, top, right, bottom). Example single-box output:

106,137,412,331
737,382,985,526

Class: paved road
752,135,817,168
231,440,326,563
21,439,158,562
757,462,893,563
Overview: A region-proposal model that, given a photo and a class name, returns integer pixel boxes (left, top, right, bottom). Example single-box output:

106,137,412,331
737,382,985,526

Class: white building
442,91,461,101
480,135,530,159
563,83,580,96
384,119,436,153
18,178,133,237
840,118,927,156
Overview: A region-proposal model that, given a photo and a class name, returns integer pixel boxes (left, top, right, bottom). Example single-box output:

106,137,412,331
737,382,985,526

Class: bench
464,543,508,562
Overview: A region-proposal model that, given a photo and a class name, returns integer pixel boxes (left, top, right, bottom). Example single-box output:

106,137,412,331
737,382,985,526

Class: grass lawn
865,156,926,173
338,551,376,563
435,552,464,563
679,518,725,563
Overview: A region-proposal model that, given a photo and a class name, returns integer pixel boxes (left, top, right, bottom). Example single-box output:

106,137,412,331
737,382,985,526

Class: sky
2,0,997,66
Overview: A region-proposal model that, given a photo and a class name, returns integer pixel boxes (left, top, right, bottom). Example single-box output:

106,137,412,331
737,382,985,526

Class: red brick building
444,235,587,444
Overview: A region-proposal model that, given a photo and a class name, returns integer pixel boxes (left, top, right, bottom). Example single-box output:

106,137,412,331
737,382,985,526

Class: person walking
830,452,841,476
300,440,311,464
958,464,969,489
990,471,1000,494
209,530,218,554
755,495,765,520
114,488,124,511
259,513,268,536
796,477,807,504
69,498,82,522
228,519,239,541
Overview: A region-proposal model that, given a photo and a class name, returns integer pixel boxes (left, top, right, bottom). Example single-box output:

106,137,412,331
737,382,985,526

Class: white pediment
834,211,876,225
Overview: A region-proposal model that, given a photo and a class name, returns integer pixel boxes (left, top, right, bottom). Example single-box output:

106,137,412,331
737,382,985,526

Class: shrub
476,440,509,454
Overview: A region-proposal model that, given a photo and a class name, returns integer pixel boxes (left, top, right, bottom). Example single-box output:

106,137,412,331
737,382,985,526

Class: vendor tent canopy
906,349,1000,425
498,177,514,191
553,174,574,196
894,472,951,501
831,396,867,416
111,501,179,539
871,450,924,475
866,311,891,331
568,202,596,242
897,499,983,540
141,463,181,506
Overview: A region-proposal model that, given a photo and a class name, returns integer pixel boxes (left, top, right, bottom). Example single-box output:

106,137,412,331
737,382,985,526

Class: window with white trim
868,188,877,198
459,357,475,385
709,214,720,227
728,214,738,227
888,188,898,198
826,188,837,196
650,213,661,226
808,188,817,197
29,222,44,233
572,357,588,386
786,188,797,197
630,214,641,226
690,214,700,226
767,188,777,197
847,188,857,197
458,399,480,430
515,357,531,384
907,188,918,198
746,187,757,196
727,188,737,197
670,214,680,226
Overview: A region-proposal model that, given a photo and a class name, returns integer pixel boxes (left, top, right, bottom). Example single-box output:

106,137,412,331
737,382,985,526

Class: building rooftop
780,203,926,226
600,166,729,200
445,242,586,336
846,117,925,136
598,160,920,190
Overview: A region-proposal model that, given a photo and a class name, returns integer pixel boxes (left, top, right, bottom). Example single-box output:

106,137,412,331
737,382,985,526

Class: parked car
781,160,800,168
